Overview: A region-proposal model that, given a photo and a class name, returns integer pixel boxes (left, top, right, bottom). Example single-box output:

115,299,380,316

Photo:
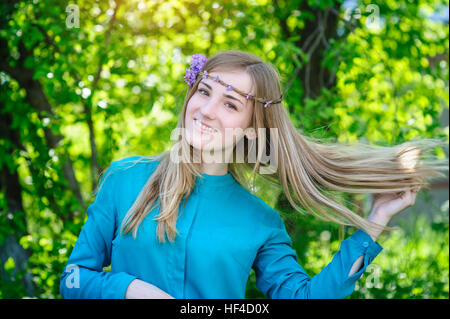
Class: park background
0,0,448,298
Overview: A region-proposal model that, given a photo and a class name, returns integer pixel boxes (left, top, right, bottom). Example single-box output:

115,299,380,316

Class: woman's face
184,69,256,154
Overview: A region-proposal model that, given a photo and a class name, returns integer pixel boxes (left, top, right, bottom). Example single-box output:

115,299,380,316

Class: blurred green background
0,0,448,299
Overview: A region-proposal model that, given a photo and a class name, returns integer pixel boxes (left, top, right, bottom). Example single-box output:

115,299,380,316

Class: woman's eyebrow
199,81,244,106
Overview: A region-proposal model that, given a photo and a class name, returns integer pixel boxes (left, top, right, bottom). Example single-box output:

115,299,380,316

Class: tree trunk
274,1,342,221
0,38,85,217
294,1,341,99
0,112,36,297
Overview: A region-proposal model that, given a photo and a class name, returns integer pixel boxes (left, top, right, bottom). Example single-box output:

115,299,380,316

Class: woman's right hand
125,278,175,299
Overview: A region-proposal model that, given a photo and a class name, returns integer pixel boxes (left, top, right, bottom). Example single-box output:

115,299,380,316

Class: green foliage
351,210,449,298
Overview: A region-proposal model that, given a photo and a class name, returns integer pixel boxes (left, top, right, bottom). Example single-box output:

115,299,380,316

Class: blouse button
362,241,369,248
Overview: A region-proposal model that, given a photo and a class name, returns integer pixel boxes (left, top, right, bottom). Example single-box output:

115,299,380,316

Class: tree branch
85,0,122,192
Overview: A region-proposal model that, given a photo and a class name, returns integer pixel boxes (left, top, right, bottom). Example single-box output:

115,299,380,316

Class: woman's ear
244,127,257,140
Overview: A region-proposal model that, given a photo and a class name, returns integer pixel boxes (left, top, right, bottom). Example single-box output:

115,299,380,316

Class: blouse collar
194,172,237,188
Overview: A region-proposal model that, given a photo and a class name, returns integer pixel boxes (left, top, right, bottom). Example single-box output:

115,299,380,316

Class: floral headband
184,54,283,108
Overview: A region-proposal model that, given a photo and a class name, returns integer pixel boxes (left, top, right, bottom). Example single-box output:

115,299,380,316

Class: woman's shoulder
109,155,160,170
103,155,162,183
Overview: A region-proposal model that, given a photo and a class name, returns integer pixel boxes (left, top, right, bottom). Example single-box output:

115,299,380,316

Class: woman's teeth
194,119,216,133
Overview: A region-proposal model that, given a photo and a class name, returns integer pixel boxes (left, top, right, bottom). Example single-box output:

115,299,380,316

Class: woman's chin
191,143,217,153
186,129,236,154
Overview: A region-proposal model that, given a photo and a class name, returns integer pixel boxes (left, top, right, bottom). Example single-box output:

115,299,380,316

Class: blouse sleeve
252,212,383,299
59,160,138,299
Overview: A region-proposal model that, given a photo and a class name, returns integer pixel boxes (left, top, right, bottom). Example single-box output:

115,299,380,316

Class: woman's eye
198,88,236,110
225,103,237,110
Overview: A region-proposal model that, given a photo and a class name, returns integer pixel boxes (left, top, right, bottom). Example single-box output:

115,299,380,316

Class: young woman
60,50,448,299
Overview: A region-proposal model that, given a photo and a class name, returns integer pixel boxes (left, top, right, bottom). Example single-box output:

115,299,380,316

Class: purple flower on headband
264,100,272,108
184,54,208,86
184,68,197,87
190,54,208,71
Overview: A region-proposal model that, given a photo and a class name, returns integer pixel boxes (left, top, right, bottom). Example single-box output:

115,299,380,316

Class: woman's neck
200,162,228,176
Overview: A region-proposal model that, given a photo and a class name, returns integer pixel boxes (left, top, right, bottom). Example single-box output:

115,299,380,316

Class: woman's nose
199,97,218,119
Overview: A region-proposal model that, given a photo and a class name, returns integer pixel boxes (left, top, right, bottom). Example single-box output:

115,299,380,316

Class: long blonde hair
116,50,448,243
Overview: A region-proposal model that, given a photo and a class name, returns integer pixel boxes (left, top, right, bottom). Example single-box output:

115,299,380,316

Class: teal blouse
60,156,383,299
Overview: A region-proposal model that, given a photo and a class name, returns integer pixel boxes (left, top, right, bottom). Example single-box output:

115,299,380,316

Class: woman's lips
193,119,217,134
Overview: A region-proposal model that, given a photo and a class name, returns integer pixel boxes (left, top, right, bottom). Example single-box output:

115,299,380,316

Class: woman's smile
193,118,218,134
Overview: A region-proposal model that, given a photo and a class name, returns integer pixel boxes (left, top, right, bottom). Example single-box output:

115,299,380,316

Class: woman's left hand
371,189,419,221
365,188,419,242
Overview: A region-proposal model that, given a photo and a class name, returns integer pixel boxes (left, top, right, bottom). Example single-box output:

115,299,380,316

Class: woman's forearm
125,279,175,299
347,211,391,277
366,211,391,242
